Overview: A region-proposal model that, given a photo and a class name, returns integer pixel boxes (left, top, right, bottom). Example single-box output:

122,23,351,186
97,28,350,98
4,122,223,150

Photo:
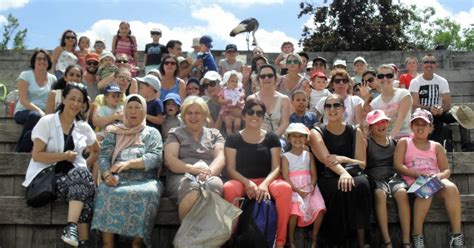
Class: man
83,53,100,101
165,40,183,57
409,54,474,152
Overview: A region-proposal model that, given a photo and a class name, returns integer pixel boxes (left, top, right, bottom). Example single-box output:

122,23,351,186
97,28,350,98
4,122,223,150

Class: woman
247,64,290,137
243,56,269,96
200,71,224,131
399,57,418,89
22,83,98,247
309,94,371,247
277,53,309,98
92,94,163,248
164,96,225,220
365,64,412,139
15,49,57,152
111,21,138,76
45,64,83,114
185,77,202,97
160,54,186,102
315,69,364,126
51,30,78,79
223,99,292,248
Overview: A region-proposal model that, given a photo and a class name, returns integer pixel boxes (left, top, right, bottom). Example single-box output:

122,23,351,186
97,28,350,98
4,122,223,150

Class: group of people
17,23,473,248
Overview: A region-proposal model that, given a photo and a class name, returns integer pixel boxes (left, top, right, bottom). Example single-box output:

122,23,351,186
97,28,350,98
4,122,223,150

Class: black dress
315,125,371,245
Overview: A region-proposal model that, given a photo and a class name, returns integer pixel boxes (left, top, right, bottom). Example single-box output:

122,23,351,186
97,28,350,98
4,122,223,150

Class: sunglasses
202,80,218,89
164,61,177,66
246,109,265,117
258,73,275,80
86,61,99,66
286,59,301,65
116,59,128,64
364,77,375,83
333,78,349,84
324,102,344,110
151,32,162,36
376,73,394,79
187,86,200,90
423,60,436,64
117,75,131,82
65,35,76,40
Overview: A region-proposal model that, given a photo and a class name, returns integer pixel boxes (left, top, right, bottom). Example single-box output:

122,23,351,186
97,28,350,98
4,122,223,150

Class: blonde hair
180,96,211,124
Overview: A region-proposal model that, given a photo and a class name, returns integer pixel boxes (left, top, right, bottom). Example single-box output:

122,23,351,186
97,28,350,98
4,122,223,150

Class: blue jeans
14,109,42,152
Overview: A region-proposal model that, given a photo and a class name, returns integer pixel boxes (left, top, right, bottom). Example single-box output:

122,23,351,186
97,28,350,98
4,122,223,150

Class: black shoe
61,222,79,246
461,143,474,152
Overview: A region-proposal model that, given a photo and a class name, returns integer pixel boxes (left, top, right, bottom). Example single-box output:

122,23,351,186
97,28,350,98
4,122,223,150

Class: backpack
235,199,278,248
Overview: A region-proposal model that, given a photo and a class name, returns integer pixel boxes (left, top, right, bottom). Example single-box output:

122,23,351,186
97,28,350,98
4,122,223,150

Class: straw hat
449,105,474,129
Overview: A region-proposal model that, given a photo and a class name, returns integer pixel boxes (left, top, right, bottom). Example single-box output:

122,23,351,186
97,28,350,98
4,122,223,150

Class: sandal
402,243,411,248
382,242,392,248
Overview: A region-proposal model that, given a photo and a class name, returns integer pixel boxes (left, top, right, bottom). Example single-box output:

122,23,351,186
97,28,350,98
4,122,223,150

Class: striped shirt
409,73,450,107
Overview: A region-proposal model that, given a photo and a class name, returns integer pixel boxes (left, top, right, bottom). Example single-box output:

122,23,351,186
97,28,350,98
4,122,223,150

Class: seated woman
164,95,225,220
45,64,83,114
22,83,98,247
15,49,57,152
91,94,163,248
309,94,371,247
223,99,292,248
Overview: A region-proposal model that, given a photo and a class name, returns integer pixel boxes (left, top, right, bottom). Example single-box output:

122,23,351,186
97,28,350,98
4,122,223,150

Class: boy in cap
162,93,183,141
144,27,166,74
218,44,243,76
93,39,106,56
137,74,164,131
195,35,218,73
353,56,368,84
92,83,124,141
333,59,347,70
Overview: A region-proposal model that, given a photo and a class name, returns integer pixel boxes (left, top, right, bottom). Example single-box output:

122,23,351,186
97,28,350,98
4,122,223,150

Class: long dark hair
159,54,179,77
56,83,89,121
60,29,77,47
52,64,83,90
114,21,135,59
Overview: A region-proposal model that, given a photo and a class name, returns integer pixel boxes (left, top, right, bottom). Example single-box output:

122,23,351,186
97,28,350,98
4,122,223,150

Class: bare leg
357,229,366,247
311,212,324,247
224,115,233,134
77,223,89,241
437,180,462,233
412,197,433,235
287,215,297,245
68,200,83,223
132,237,143,248
102,232,114,248
394,188,411,244
178,190,200,220
233,117,241,133
374,189,391,244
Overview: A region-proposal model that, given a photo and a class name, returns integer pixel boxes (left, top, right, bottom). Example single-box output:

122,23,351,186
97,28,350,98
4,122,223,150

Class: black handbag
26,165,57,207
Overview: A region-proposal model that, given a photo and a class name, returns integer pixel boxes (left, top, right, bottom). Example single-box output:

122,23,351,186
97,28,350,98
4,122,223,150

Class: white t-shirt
309,89,331,113
371,88,412,137
409,73,449,107
316,95,364,125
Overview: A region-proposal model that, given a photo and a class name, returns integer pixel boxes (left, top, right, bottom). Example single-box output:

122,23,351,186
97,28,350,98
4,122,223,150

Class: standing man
409,54,474,152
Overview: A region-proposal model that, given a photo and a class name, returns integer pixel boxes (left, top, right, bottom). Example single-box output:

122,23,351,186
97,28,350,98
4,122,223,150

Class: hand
245,180,259,200
197,172,209,182
359,81,370,100
338,171,355,192
430,106,443,116
110,161,131,173
296,188,309,198
63,150,77,162
325,154,344,167
104,173,119,187
256,183,271,202
189,164,211,176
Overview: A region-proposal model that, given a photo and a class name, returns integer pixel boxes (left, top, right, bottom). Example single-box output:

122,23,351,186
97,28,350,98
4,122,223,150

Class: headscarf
106,94,147,163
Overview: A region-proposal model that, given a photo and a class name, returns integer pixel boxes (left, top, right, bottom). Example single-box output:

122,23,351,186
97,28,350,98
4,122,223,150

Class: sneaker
61,223,79,246
450,233,465,248
412,234,424,248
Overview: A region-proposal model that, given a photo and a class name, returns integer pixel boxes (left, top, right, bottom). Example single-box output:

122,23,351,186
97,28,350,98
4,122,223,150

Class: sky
0,0,473,53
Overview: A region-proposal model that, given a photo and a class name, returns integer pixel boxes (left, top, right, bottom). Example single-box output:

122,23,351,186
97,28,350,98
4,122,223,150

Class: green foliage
1,13,27,50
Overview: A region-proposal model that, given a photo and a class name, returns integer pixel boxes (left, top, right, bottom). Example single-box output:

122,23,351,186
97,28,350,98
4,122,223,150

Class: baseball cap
150,27,162,33
366,110,391,125
410,108,433,124
306,61,313,69
225,44,238,52
100,51,115,61
199,35,213,48
104,83,122,93
136,75,161,92
191,37,200,48
313,56,327,64
353,56,367,65
310,71,327,81
333,59,347,67
163,93,182,106
284,123,310,138
200,71,222,85
85,53,100,63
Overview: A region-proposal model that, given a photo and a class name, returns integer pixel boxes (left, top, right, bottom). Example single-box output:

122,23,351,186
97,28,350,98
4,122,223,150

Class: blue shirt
289,112,319,129
197,51,218,72
146,99,164,131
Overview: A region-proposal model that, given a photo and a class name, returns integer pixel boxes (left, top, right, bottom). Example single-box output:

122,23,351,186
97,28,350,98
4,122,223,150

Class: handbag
25,123,75,208
173,179,242,248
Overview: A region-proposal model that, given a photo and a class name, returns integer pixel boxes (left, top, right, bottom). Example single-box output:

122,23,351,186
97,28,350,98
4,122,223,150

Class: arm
208,142,225,176
85,141,100,168
49,46,62,73
17,79,45,115
131,36,138,63
393,139,419,178
146,113,164,125
143,45,148,66
389,93,412,138
178,79,186,102
44,91,57,114
128,78,138,94
309,154,317,186
275,95,290,136
164,142,208,175
274,54,283,69
434,143,451,180
97,73,116,90
353,103,363,126
441,93,451,113
111,36,117,54
410,92,428,111
92,107,122,128
31,138,76,164
332,128,366,168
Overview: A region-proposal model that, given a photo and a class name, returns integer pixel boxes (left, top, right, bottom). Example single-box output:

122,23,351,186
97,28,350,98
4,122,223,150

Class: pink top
402,138,440,186
114,36,136,63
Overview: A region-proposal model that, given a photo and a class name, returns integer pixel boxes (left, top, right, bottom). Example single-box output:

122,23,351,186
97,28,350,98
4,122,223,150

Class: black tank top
366,137,396,179
315,125,355,176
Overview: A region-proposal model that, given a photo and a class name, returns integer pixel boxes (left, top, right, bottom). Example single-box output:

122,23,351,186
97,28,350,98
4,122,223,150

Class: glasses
245,109,265,117
65,35,76,40
324,102,344,110
151,32,162,36
333,78,349,84
94,44,105,49
36,56,48,61
117,75,131,82
423,60,436,64
286,59,301,65
364,77,375,83
116,59,128,64
376,73,394,79
202,80,218,89
164,61,177,66
258,73,275,80
86,61,99,66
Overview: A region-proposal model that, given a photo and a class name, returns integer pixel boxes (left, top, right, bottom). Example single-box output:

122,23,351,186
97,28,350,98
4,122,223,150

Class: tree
0,14,27,50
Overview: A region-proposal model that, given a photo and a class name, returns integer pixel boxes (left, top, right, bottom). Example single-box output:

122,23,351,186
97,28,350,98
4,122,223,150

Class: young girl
365,110,411,248
399,57,418,89
218,70,245,134
394,108,464,248
111,21,138,76
281,123,325,248
76,36,90,71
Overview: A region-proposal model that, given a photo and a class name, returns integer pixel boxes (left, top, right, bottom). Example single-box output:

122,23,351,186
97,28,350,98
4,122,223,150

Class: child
281,123,325,248
144,27,166,74
308,71,331,114
289,90,319,129
186,78,201,97
394,108,464,248
137,74,164,132
76,36,90,71
274,41,294,75
97,51,118,81
195,35,218,73
399,57,418,89
162,93,182,141
218,70,245,134
93,39,106,56
218,44,243,75
92,83,124,141
352,56,368,85
366,110,411,248
112,21,138,76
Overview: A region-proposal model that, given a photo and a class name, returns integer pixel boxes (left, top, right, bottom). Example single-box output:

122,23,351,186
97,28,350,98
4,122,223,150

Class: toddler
195,35,218,73
97,51,118,81
274,41,295,75
92,83,124,141
309,71,331,114
162,93,182,141
218,70,245,134
281,123,325,248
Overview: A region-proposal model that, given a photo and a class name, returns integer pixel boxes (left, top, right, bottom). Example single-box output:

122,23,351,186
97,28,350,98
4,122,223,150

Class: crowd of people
18,22,474,248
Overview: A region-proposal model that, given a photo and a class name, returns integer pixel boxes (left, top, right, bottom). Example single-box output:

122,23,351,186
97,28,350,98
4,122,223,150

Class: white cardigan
22,113,96,187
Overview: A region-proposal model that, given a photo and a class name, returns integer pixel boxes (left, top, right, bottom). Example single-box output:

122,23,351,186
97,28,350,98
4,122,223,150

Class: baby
218,70,245,134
